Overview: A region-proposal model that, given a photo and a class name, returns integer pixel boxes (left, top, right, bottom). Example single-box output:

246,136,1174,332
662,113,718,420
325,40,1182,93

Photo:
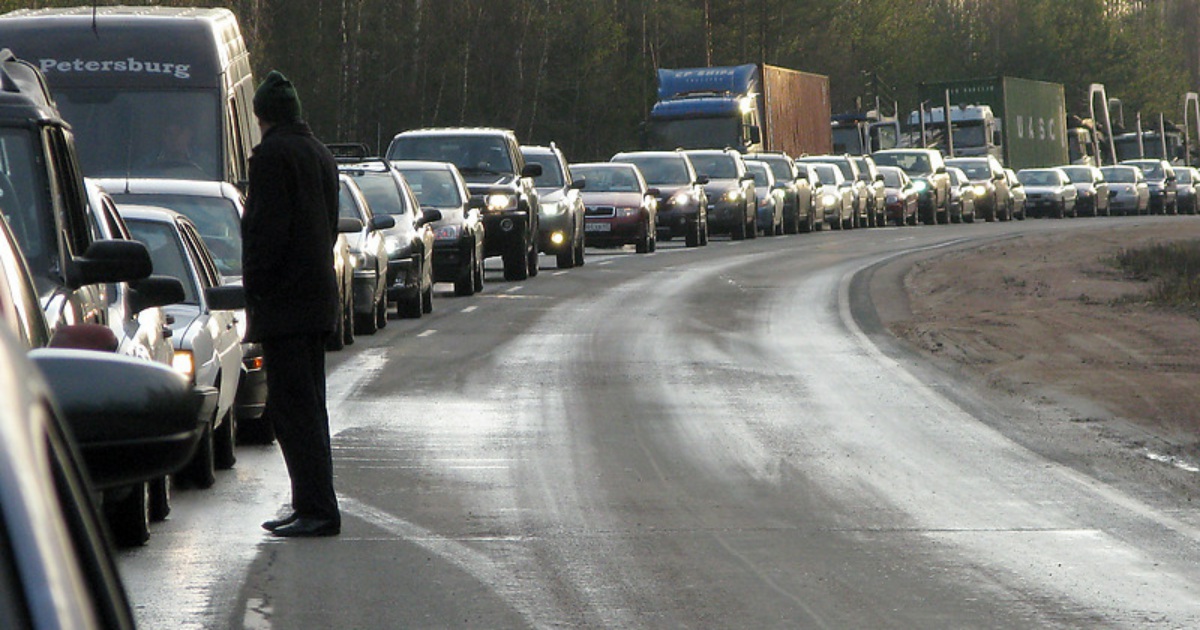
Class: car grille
585,206,615,217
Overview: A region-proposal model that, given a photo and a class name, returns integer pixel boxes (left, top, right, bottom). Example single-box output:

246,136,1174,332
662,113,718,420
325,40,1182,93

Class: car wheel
503,232,530,281
527,236,540,277
105,483,150,548
356,306,378,335
375,292,388,329
636,219,651,253
556,248,574,269
214,407,236,471
180,419,216,489
342,295,355,346
149,475,171,522
455,250,476,296
685,219,701,247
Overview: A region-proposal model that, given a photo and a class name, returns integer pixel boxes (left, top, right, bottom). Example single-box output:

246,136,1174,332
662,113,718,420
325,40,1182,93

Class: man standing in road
242,70,342,537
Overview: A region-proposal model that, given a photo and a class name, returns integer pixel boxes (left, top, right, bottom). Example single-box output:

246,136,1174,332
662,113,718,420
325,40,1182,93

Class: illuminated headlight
486,193,515,211
541,202,565,215
384,236,402,256
616,207,638,217
821,193,838,208
972,184,987,196
348,252,363,269
550,231,566,245
723,189,743,202
434,224,460,240
911,180,928,193
668,191,691,206
173,350,195,382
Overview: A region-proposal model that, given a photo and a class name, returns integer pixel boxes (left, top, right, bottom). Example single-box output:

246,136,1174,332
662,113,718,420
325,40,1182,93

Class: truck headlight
486,193,515,211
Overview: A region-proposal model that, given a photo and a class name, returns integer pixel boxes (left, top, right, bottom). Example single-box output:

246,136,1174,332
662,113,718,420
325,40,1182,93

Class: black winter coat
242,121,340,342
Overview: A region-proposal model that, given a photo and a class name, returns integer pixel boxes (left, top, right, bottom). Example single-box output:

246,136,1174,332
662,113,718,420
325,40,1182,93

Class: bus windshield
54,88,220,181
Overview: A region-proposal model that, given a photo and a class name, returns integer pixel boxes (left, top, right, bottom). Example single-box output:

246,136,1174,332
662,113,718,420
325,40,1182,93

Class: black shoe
261,512,299,532
270,517,340,538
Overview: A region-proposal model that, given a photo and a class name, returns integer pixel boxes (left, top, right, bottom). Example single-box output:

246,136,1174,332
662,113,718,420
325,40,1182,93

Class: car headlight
668,191,691,206
821,193,838,207
617,207,638,217
541,202,565,216
911,180,928,193
723,189,743,202
486,193,515,211
384,236,402,256
173,350,195,382
435,224,461,240
972,184,987,196
348,252,363,269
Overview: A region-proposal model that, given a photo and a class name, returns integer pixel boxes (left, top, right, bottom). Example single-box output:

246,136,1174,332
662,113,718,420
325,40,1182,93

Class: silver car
339,175,399,327
1099,165,1149,216
1017,168,1078,218
120,205,245,490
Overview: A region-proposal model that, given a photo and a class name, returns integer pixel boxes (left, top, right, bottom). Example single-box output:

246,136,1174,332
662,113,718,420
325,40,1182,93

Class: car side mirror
522,163,543,178
646,187,661,197
935,166,947,174
416,209,443,226
30,348,210,489
370,215,396,231
467,197,486,211
338,217,364,233
205,284,246,311
740,174,754,182
67,239,153,290
128,275,185,312
876,174,885,182
696,175,710,185
569,179,586,190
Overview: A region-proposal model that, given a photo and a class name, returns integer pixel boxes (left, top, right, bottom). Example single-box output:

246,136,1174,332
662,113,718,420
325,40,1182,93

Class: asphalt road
120,219,1200,629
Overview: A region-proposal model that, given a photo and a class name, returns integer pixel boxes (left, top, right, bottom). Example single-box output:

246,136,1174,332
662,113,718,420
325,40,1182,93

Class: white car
809,162,855,230
1017,168,1078,218
119,205,245,489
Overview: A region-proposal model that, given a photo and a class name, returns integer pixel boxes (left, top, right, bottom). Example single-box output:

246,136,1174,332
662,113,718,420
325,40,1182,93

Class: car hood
464,174,517,189
1022,185,1066,194
539,188,568,204
581,192,644,207
430,207,468,229
703,180,741,196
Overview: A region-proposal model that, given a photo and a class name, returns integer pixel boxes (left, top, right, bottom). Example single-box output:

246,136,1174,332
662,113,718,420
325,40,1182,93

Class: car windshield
394,168,462,208
571,166,640,192
1101,167,1138,183
346,171,410,216
1060,167,1094,183
949,161,991,181
758,158,793,182
1179,170,1195,184
948,169,968,186
523,152,565,188
880,168,904,187
125,219,199,305
686,153,739,179
110,193,242,277
388,135,514,179
0,129,54,281
1129,161,1165,179
54,89,220,180
745,162,770,186
1018,170,1061,186
812,164,839,185
873,152,932,176
616,156,690,186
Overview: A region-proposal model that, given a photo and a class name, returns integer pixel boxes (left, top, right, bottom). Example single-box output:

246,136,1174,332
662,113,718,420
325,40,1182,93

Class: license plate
585,223,611,232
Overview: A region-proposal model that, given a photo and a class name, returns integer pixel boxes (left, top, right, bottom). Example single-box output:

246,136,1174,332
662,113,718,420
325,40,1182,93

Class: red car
878,165,918,226
570,162,659,253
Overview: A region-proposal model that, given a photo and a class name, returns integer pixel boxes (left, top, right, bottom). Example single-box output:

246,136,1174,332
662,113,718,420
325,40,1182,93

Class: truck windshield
389,136,514,180
0,129,54,281
951,123,987,148
54,89,220,181
647,118,739,150
832,128,864,155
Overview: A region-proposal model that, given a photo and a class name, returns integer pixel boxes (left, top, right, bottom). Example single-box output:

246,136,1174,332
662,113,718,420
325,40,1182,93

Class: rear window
393,168,462,208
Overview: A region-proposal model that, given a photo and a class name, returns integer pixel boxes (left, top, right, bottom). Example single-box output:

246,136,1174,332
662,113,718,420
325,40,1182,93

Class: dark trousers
262,333,340,522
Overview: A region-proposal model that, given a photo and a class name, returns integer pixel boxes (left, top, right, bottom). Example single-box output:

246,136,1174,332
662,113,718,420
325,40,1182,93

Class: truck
913,76,1069,170
643,63,832,156
831,110,901,155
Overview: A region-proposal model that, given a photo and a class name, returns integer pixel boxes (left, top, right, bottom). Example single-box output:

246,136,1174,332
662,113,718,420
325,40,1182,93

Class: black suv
388,128,542,281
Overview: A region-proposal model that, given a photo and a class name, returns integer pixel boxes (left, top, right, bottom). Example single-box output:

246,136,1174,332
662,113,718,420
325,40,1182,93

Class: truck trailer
643,63,831,156
914,76,1068,170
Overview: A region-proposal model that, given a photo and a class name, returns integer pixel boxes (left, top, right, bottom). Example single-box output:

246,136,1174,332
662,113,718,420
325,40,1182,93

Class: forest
8,0,1200,161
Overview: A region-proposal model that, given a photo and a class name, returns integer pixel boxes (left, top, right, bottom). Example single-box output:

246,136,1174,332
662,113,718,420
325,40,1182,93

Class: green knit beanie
253,70,302,123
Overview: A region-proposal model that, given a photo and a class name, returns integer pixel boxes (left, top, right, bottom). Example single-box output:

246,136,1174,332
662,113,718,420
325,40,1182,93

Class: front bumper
538,212,576,254
584,215,642,246
481,211,530,257
706,199,747,232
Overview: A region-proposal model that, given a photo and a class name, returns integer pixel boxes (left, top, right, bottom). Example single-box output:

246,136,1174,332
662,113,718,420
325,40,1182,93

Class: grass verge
1110,240,1200,310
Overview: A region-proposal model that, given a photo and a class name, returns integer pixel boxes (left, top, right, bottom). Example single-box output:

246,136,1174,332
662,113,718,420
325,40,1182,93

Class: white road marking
462,305,478,313
505,285,524,293
417,329,437,338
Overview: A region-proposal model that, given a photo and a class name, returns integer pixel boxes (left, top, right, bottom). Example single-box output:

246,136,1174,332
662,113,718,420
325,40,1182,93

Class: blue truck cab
644,64,764,153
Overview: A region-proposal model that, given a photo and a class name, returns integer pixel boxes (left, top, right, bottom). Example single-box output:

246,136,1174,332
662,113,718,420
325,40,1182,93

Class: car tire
422,284,433,314
556,248,574,269
105,483,150,548
455,250,476,296
636,219,651,254
474,247,487,289
342,296,355,346
214,408,236,471
375,293,388,329
685,219,701,247
356,306,378,335
180,419,216,489
149,475,171,522
503,232,530,281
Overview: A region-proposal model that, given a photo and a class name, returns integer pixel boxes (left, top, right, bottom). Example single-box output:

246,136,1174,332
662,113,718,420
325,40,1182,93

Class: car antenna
92,5,99,38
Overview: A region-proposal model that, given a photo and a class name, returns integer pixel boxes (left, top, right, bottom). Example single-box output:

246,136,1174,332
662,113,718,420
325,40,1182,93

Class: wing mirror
646,187,661,197
467,197,486,211
337,217,364,233
205,284,246,311
696,175,710,185
128,275,185,312
569,179,586,190
369,215,396,231
31,348,210,489
67,239,153,289
521,163,543,178
416,209,443,227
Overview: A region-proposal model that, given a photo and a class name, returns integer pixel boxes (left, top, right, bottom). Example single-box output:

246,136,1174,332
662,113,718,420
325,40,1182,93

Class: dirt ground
883,219,1200,460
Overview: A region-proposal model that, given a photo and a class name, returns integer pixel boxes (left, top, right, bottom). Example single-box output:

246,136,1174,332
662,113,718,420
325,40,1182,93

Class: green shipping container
917,76,1068,170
